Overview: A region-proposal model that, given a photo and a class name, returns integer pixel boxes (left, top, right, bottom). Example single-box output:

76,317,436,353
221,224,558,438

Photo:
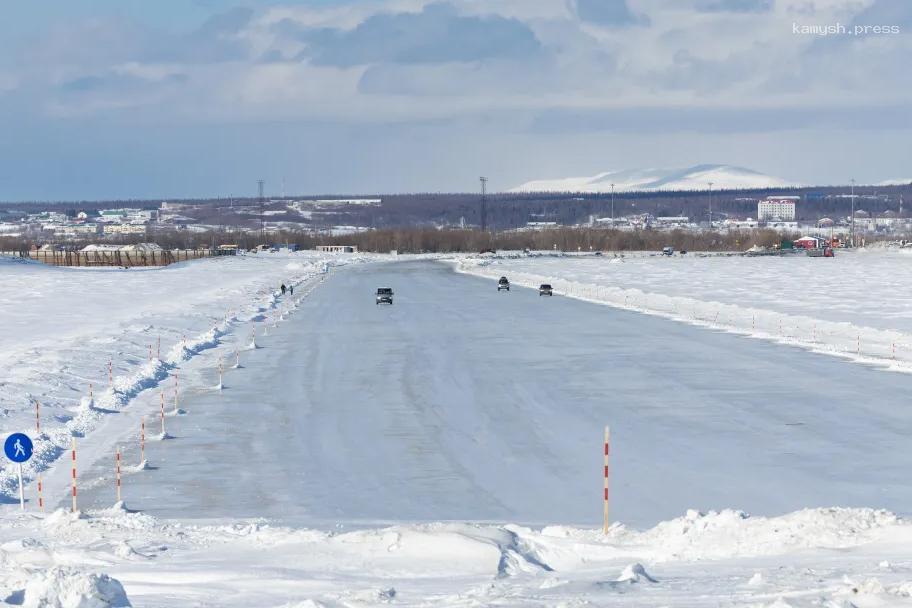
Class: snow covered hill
510,164,795,193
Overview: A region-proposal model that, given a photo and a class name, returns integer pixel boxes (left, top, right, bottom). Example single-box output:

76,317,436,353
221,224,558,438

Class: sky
0,0,909,200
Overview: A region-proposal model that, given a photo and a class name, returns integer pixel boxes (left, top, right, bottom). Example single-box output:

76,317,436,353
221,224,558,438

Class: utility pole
708,182,714,227
257,180,265,202
850,178,856,248
480,176,488,232
610,183,615,225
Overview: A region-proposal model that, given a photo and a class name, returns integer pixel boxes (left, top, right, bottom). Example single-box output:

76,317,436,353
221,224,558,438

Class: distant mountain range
510,164,796,193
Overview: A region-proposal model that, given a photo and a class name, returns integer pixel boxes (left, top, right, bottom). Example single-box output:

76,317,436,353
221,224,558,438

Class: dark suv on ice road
539,284,553,296
497,277,510,291
376,287,393,305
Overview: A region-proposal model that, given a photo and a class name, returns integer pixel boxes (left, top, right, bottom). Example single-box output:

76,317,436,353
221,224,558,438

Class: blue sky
0,0,909,200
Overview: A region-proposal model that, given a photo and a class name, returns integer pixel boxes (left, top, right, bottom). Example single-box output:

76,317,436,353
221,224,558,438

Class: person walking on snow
281,283,287,295
289,285,294,296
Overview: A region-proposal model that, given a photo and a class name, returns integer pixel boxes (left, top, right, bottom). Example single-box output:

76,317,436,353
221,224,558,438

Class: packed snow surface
510,163,795,192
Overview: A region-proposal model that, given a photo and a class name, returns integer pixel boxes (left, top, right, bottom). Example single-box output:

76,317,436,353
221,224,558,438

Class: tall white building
758,196,798,221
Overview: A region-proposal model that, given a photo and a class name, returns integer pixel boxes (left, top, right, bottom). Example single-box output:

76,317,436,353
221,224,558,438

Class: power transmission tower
850,178,856,247
708,182,714,227
480,177,488,232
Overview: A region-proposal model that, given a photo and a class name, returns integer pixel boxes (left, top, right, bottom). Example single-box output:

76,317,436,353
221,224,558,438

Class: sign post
5,433,34,510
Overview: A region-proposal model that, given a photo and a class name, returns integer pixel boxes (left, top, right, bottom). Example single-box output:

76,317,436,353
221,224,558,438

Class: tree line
0,226,787,255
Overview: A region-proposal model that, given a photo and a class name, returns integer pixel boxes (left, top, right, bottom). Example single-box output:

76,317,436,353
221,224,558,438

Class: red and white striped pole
140,416,146,463
160,391,166,435
37,474,44,511
157,335,161,359
603,426,610,534
115,448,122,503
71,438,77,513
35,400,40,435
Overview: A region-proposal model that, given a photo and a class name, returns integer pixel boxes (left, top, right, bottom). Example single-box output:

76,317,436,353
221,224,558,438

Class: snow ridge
511,164,795,193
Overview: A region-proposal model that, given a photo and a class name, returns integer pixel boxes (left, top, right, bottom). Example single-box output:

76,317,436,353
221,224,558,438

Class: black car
539,284,553,296
497,276,510,291
376,287,393,305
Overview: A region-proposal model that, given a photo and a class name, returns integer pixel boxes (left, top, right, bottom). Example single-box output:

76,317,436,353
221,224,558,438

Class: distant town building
316,245,358,253
103,224,146,235
758,196,798,221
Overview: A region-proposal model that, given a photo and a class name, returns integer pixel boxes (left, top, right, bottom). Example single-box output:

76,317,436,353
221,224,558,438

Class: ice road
80,261,912,528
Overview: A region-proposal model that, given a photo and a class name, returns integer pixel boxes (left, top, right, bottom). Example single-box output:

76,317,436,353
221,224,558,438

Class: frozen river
80,261,912,528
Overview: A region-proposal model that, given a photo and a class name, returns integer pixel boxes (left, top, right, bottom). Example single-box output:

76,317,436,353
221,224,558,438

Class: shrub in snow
22,567,130,608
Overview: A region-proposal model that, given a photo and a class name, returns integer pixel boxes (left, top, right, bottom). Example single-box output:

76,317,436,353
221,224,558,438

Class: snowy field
454,248,912,370
2,254,912,606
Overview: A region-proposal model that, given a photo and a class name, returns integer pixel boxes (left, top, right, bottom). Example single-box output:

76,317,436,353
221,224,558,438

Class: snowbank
20,568,130,608
0,505,909,607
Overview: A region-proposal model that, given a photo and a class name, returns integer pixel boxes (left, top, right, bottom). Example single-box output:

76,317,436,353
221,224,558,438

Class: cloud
529,104,912,135
695,0,773,13
146,7,254,63
291,2,543,67
572,0,650,27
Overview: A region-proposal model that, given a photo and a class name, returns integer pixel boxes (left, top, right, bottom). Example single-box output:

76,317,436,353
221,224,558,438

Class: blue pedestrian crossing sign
4,433,33,463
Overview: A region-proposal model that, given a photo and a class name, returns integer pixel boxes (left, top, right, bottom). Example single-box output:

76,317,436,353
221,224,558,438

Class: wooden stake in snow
603,426,610,534
71,438,77,513
235,349,240,368
34,400,40,435
157,335,161,359
108,360,113,389
218,356,223,389
174,374,179,412
89,383,94,403
148,344,153,362
115,447,122,503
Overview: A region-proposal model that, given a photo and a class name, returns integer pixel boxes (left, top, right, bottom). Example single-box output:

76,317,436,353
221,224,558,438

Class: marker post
71,438,77,513
603,426,610,534
115,448,122,503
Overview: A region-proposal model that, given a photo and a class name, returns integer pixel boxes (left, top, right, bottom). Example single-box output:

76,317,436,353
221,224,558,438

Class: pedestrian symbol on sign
4,433,33,464
4,433,34,511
